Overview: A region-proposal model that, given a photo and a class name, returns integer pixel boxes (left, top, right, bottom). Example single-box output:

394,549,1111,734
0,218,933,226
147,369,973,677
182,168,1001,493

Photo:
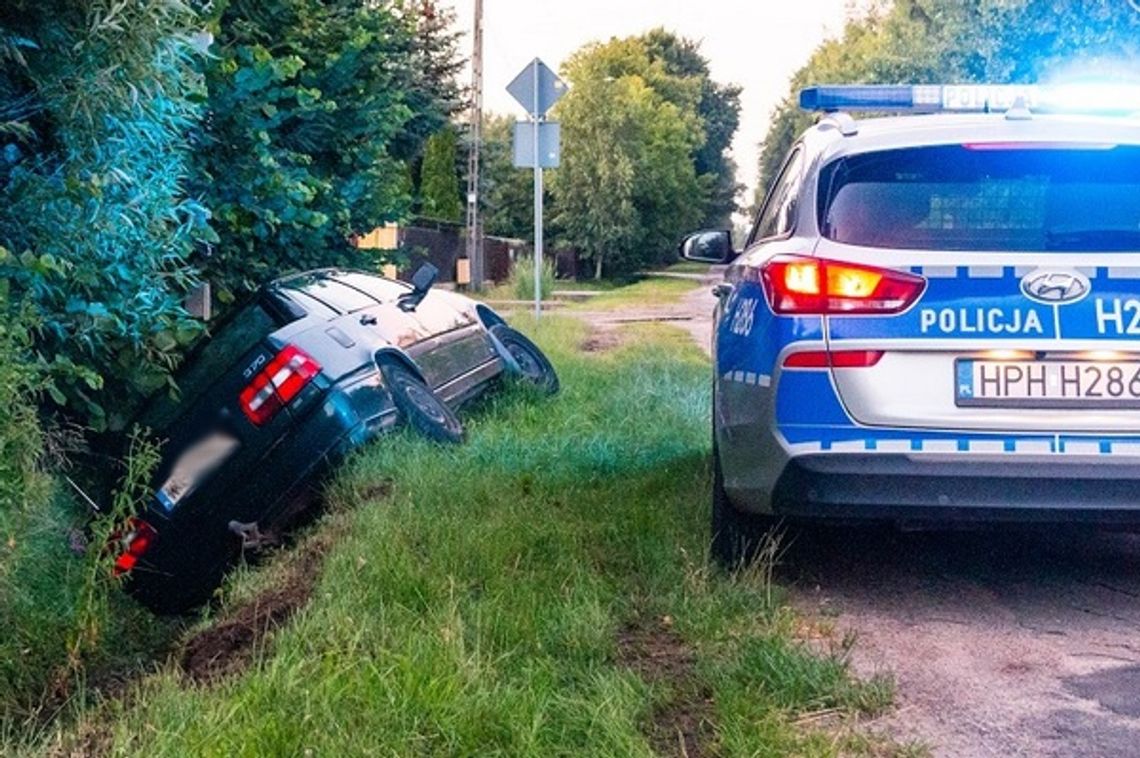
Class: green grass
13,317,901,757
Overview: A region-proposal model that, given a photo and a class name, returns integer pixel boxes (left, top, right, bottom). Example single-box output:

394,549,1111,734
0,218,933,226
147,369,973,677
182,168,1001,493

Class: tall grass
31,318,894,756
508,255,556,301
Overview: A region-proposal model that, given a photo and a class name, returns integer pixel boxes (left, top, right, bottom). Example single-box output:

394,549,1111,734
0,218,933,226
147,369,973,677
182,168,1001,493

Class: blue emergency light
800,83,1140,115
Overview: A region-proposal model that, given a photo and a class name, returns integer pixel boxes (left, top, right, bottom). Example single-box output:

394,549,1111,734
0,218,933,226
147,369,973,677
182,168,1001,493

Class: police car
682,84,1140,564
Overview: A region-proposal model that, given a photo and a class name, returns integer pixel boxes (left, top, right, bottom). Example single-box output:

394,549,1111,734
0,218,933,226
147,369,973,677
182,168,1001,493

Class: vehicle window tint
141,304,276,429
752,149,804,243
334,272,410,304
282,276,379,313
819,145,1140,251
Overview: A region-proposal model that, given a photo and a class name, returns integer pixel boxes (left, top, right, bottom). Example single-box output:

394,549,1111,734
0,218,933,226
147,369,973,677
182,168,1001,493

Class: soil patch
616,616,715,757
179,536,330,684
580,330,623,353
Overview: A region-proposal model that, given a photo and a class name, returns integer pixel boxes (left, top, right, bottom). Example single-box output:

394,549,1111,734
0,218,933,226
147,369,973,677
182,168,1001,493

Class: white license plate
956,360,1140,408
156,433,240,509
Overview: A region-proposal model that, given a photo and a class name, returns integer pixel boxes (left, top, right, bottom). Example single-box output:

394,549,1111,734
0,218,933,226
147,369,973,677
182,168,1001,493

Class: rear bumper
770,453,1140,524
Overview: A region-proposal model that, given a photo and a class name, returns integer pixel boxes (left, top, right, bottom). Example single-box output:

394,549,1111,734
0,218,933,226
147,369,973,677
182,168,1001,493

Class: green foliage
0,423,173,729
419,125,464,222
552,37,706,279
758,0,1140,202
0,0,207,429
508,255,555,301
194,0,464,300
642,29,743,229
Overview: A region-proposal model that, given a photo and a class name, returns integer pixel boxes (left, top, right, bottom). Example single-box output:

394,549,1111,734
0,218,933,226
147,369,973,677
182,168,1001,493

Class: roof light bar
800,84,1140,115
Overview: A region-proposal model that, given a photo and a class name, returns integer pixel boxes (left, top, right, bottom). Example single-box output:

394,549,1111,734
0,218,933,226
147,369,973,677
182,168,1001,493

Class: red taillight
113,517,157,576
240,345,322,426
784,350,884,369
761,256,926,315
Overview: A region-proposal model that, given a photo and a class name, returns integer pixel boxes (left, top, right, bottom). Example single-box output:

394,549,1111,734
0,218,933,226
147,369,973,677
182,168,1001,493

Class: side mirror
680,230,736,264
411,262,439,294
399,263,439,312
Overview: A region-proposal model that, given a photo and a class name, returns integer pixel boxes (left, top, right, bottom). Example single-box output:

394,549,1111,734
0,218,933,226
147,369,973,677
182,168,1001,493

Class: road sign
512,121,560,168
508,58,568,318
507,58,567,118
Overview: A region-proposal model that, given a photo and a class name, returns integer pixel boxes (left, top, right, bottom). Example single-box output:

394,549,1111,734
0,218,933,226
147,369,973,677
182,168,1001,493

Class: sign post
508,58,566,317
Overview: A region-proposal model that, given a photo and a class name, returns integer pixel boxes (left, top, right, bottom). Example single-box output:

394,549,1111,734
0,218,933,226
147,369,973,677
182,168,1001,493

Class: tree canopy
758,0,1140,202
551,31,740,278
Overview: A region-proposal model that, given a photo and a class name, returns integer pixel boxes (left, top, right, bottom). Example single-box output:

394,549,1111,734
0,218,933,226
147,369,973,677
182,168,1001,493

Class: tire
710,441,775,569
380,361,465,444
491,325,560,395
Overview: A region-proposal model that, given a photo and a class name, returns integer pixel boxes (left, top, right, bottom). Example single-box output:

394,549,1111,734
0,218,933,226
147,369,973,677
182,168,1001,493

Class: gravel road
583,271,1140,757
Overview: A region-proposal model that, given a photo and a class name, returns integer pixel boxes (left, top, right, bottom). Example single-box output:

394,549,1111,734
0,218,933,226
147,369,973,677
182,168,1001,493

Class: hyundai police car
682,84,1140,564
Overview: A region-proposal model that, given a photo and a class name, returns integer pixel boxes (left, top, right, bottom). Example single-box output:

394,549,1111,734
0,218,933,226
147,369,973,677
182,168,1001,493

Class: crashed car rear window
818,144,1140,252
140,304,276,430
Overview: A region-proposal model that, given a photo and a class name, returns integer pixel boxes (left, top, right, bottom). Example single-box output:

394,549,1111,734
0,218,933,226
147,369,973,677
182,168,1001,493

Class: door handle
359,314,378,326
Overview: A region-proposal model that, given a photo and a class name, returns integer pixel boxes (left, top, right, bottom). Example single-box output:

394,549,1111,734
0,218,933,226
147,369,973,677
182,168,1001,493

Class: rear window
140,304,277,429
818,144,1140,251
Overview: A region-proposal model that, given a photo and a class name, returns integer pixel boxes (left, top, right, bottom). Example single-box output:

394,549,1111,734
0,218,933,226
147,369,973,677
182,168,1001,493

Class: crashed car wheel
710,441,775,569
380,361,465,444
492,325,559,395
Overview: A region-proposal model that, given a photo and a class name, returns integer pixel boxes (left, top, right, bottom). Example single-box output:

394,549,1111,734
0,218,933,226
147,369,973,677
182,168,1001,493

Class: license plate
956,360,1140,409
156,433,240,510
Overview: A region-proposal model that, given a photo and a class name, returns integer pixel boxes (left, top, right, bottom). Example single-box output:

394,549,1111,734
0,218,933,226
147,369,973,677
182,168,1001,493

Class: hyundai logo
1020,269,1091,305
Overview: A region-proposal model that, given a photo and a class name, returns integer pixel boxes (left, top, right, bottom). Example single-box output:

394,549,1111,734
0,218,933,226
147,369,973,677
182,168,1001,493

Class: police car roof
806,111,1140,163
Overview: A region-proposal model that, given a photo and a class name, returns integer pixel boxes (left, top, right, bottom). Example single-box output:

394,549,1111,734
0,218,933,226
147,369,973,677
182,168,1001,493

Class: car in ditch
683,83,1140,564
113,264,558,612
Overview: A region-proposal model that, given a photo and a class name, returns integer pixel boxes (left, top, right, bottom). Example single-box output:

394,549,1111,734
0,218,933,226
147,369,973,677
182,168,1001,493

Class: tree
419,125,463,222
0,0,206,428
642,29,743,229
758,0,1140,203
193,0,464,300
552,38,707,278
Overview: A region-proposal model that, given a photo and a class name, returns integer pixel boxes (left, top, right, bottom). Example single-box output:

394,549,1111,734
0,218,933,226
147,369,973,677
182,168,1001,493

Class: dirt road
788,526,1140,757
581,272,1140,757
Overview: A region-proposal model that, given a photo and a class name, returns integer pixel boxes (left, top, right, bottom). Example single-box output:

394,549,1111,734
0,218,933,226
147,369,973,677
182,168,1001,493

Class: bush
508,255,555,301
0,0,207,430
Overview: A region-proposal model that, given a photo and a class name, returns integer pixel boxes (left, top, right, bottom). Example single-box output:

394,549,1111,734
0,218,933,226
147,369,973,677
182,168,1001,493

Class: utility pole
464,0,484,289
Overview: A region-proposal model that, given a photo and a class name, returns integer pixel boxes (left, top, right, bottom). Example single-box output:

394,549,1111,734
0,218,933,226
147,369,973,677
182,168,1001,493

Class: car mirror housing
680,230,737,264
399,263,440,312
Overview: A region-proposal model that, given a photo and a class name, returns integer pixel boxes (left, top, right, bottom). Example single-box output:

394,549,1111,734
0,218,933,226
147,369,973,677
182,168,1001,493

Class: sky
445,0,860,200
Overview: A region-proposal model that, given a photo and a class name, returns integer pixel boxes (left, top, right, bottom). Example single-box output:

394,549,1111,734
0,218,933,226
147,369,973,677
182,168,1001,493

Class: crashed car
114,265,557,613
683,83,1140,565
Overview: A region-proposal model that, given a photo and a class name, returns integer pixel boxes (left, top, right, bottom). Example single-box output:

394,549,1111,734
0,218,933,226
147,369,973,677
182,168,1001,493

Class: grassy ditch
25,317,897,756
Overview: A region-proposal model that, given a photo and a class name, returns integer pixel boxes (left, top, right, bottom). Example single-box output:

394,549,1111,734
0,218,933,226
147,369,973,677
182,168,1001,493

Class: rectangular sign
513,121,561,169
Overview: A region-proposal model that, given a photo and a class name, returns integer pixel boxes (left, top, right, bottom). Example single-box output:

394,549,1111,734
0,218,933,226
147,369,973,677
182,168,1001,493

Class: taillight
240,345,322,426
761,256,926,315
113,517,157,576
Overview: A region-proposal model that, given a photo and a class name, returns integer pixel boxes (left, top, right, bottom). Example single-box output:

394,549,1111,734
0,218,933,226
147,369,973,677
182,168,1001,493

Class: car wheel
710,441,775,568
380,361,465,444
491,325,559,395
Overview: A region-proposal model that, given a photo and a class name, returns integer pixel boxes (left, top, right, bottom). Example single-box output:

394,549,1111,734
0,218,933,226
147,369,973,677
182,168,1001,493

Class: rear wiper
1045,228,1140,251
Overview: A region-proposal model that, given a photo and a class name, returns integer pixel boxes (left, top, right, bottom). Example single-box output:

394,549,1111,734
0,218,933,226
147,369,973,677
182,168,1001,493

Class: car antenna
64,474,103,514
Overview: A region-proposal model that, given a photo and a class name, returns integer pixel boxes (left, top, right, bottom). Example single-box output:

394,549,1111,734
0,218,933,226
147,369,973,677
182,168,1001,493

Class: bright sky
446,0,859,200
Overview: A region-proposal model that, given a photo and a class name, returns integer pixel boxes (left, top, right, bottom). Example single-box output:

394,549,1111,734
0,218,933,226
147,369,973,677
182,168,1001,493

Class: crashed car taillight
112,517,157,576
239,345,322,426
